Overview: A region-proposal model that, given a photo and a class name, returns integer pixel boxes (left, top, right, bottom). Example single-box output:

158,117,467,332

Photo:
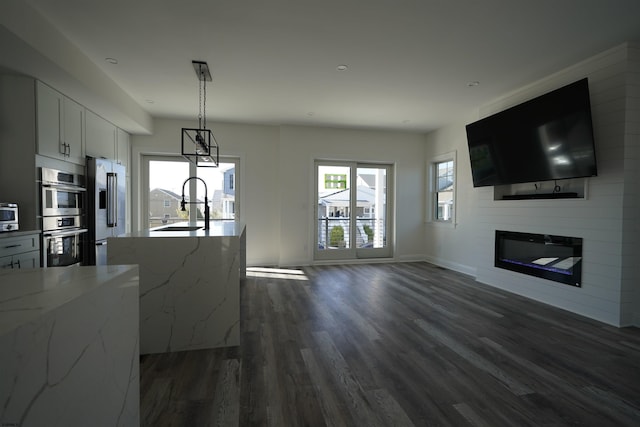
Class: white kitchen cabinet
36,81,85,165
0,232,40,269
63,97,85,162
85,109,116,159
116,127,130,168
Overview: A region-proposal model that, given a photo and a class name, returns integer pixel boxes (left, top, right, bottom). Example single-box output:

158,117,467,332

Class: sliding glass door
315,161,392,260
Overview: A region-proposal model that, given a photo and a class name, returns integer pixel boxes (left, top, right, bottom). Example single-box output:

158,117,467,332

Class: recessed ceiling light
307,112,315,116
144,99,155,104
105,57,118,64
467,81,480,87
336,64,348,71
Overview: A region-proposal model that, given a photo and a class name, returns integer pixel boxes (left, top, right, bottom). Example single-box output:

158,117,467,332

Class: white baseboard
397,253,428,263
423,255,477,277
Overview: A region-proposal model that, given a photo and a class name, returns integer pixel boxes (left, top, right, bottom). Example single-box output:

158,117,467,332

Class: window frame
427,151,457,227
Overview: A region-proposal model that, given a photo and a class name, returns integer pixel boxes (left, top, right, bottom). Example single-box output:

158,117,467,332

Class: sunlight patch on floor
246,267,309,281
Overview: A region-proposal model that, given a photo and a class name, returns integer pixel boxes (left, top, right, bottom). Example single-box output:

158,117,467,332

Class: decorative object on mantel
181,60,219,167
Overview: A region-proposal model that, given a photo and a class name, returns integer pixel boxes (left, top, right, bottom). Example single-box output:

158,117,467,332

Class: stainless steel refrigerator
86,156,126,265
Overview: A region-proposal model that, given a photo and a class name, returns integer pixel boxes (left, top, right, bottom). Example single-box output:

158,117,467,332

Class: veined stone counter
108,222,246,355
0,265,140,427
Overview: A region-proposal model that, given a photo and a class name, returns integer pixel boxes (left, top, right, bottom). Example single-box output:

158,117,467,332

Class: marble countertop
0,229,41,239
0,265,139,336
123,221,245,238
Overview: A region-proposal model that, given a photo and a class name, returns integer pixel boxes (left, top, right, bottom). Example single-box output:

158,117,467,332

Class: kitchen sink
154,225,203,231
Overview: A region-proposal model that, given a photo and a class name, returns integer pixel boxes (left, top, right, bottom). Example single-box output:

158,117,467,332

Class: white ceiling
9,0,640,133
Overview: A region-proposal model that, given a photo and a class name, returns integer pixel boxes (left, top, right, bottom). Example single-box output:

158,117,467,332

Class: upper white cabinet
36,81,85,165
116,128,130,168
63,98,85,161
85,109,117,160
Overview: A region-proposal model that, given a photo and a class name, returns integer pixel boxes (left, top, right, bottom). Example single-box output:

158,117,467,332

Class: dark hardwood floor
140,262,640,426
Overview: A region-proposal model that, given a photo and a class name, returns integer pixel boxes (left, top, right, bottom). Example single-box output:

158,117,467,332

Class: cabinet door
116,128,130,168
12,251,41,269
63,97,85,164
36,81,85,165
36,81,64,160
0,251,40,269
86,110,116,159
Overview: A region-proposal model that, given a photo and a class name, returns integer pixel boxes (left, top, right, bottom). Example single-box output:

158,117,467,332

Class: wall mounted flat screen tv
465,78,598,187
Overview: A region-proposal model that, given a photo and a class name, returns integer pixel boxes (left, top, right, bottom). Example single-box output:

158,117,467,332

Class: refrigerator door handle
107,172,117,227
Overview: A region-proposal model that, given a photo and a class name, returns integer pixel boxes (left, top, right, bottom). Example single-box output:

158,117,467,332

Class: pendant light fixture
181,60,219,167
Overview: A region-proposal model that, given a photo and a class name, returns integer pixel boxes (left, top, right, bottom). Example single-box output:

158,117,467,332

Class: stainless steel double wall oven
40,167,87,267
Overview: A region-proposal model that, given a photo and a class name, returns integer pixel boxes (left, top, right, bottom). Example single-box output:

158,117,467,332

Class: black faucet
180,176,210,230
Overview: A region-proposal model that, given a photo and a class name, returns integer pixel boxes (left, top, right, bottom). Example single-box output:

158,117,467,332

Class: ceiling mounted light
336,64,348,71
181,60,219,167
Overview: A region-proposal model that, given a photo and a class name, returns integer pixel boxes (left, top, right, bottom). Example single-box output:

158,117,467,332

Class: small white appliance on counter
0,203,19,232
86,156,126,265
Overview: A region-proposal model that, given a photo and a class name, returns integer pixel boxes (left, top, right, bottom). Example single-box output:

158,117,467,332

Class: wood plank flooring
140,262,640,426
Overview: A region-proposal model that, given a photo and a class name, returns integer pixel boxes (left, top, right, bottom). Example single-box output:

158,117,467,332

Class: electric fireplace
495,230,582,287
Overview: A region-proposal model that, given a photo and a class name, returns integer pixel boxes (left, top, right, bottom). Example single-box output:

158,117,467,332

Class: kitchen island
107,222,245,355
0,265,140,426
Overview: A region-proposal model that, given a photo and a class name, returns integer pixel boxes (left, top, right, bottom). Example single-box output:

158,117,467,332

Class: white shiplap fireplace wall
622,43,640,326
425,42,640,327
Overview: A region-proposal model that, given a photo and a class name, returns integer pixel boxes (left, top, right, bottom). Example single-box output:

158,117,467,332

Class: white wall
131,120,426,267
278,126,426,266
621,43,640,326
425,42,639,327
423,114,477,276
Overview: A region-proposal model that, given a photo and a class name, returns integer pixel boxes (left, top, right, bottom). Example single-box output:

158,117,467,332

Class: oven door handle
43,228,88,237
41,183,86,192
107,172,117,227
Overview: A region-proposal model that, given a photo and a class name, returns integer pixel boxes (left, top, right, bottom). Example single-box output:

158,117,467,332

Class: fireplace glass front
495,230,582,287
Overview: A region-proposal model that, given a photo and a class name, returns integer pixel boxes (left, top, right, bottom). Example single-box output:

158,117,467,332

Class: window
436,160,454,221
429,152,456,225
143,155,240,229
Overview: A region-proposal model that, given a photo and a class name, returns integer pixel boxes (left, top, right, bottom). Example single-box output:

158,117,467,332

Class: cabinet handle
4,244,21,249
